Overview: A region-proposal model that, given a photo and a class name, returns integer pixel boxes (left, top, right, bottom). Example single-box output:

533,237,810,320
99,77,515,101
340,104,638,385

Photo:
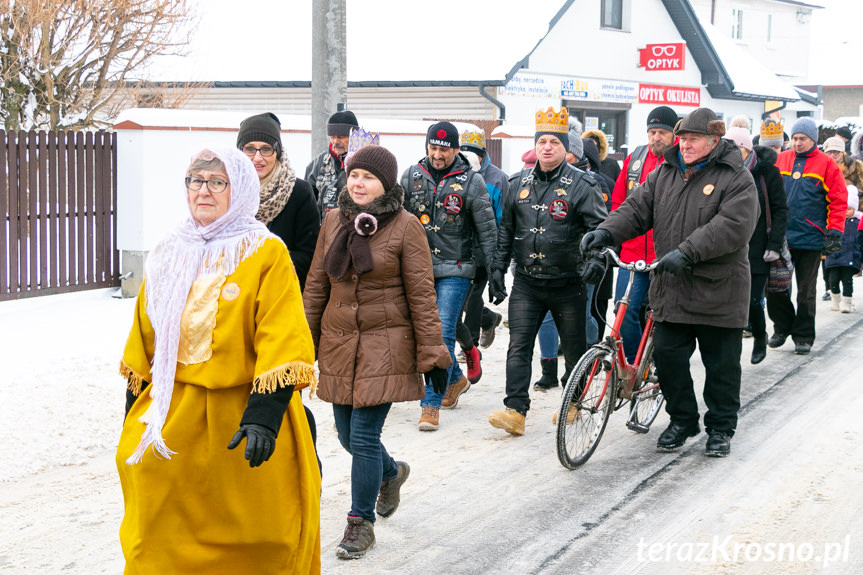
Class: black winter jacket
747,145,788,275
267,179,320,291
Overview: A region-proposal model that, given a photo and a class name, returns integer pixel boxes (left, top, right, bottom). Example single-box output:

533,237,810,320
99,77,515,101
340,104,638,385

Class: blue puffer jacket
825,216,861,269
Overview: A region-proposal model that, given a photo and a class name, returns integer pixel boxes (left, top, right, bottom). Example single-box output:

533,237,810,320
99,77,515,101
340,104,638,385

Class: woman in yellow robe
116,146,320,574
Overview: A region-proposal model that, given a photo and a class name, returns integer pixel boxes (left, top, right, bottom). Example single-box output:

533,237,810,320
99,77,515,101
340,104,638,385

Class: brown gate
0,130,119,301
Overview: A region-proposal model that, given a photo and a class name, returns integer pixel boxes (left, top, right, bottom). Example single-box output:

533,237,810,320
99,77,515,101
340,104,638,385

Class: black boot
750,334,767,364
533,358,559,391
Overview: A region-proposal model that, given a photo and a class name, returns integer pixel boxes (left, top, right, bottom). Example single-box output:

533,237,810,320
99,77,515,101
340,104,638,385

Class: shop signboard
501,72,636,103
638,83,700,107
638,43,686,71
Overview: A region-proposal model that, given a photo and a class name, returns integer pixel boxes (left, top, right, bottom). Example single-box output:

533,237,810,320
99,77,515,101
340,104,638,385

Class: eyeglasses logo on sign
638,43,686,71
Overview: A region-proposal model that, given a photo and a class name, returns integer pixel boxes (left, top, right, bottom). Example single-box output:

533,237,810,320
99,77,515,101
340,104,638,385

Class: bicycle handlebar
595,247,659,273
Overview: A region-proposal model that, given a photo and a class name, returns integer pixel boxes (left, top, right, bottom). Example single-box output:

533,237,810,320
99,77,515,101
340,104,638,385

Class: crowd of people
114,104,859,570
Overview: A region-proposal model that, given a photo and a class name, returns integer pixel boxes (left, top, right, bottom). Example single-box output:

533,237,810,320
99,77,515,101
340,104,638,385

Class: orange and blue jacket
775,147,847,250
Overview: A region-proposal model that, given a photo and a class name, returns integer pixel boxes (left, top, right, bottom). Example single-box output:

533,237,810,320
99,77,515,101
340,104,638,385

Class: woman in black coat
237,112,321,291
742,141,788,363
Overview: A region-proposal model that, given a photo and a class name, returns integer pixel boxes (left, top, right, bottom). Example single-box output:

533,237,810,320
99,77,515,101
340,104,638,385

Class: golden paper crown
536,107,569,134
460,129,486,149
761,119,784,139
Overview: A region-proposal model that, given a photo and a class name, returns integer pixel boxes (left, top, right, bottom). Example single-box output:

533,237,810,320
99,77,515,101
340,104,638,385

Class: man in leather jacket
304,110,360,220
486,107,608,436
400,121,497,431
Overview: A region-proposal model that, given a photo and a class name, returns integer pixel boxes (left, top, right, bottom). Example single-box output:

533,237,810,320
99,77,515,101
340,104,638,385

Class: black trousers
653,322,743,434
827,266,855,296
766,248,822,345
748,272,768,339
504,275,586,414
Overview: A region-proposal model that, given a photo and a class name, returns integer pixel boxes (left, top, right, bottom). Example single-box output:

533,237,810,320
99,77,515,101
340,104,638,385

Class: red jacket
775,147,847,250
611,147,665,263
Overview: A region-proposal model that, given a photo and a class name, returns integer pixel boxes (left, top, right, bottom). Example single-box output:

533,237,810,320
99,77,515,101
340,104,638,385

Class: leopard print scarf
256,159,297,225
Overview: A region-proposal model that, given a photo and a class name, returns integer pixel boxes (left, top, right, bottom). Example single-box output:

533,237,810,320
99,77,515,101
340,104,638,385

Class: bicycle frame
592,248,659,401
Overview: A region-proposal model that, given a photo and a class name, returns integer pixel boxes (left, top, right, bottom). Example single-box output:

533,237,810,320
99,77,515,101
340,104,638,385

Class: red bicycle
556,248,664,469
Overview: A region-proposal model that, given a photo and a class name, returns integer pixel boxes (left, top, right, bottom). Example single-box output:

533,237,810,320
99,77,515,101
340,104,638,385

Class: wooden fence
0,130,118,301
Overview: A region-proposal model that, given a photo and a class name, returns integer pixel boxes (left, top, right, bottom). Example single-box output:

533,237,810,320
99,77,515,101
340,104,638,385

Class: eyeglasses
241,145,276,158
185,176,229,193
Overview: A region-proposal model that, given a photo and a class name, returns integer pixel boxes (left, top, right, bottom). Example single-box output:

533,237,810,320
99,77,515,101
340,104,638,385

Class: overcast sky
146,0,862,84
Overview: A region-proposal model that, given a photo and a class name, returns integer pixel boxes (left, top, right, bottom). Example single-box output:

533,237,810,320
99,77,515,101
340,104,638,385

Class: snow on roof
702,22,800,101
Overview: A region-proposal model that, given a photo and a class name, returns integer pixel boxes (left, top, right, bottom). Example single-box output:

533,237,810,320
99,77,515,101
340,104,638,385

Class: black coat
267,178,320,291
748,146,788,275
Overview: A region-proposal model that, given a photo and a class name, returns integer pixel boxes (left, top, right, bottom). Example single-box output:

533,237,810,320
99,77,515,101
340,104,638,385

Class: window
766,14,772,43
731,8,744,40
602,0,623,30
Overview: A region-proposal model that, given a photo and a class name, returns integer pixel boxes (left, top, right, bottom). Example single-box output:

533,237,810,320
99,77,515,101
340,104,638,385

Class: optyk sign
638,43,686,71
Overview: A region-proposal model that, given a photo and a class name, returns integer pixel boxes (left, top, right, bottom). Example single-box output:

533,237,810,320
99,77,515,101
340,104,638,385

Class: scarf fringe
119,360,145,395
253,361,318,394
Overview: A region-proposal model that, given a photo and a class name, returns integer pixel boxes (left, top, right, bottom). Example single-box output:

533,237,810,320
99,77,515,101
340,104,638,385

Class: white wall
114,108,480,252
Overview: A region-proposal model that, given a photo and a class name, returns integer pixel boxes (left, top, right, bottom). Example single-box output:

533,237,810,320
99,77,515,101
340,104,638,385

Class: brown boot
488,407,526,436
418,406,439,431
441,375,470,409
336,516,375,559
376,461,410,518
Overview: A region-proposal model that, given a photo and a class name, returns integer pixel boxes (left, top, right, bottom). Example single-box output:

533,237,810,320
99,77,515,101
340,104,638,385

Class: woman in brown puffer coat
303,144,450,560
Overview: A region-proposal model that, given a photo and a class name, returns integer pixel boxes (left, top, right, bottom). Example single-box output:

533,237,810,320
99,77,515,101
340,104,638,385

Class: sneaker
656,422,700,452
741,329,752,338
767,332,788,348
488,407,526,436
478,311,503,348
794,342,811,355
418,406,439,431
552,403,581,425
336,516,375,559
464,346,482,383
455,349,466,363
441,375,471,409
705,430,731,457
376,462,410,518
821,291,832,301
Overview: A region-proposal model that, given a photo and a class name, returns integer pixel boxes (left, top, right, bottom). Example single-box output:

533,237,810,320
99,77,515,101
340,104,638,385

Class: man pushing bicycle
580,108,758,457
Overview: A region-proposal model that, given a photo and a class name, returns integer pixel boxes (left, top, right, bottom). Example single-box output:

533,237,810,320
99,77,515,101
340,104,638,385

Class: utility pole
311,0,347,156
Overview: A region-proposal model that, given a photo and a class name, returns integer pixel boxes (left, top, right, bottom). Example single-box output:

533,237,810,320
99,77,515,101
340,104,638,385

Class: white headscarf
126,146,273,464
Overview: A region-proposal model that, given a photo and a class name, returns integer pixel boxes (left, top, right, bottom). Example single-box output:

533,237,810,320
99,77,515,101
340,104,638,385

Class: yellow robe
117,238,321,575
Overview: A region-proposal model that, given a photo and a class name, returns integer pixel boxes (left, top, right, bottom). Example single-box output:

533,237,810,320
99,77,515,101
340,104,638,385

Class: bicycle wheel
556,346,616,469
628,335,664,432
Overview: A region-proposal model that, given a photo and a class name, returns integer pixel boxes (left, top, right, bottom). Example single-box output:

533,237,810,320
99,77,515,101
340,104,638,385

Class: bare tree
0,0,196,130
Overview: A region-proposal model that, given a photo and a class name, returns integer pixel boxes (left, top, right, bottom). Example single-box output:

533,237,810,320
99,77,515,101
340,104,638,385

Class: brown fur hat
582,129,609,161
840,155,863,190
674,108,726,138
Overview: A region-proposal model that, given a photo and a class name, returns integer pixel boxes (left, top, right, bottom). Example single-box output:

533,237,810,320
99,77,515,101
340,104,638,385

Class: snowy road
0,285,861,574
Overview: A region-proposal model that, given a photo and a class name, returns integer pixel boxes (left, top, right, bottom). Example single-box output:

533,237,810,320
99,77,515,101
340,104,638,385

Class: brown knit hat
347,145,398,191
674,107,726,137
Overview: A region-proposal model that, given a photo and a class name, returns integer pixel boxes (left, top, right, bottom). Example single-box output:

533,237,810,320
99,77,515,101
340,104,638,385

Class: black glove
823,229,842,255
228,423,277,467
580,254,607,285
579,229,613,256
488,268,507,305
654,249,693,276
424,366,449,395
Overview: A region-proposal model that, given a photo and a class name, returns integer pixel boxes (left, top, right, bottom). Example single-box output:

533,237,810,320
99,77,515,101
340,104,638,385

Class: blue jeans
332,403,398,523
585,283,598,346
614,269,651,362
422,276,471,408
538,311,558,359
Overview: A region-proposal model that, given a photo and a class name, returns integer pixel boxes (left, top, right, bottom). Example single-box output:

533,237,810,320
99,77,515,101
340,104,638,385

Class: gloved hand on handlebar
654,249,693,276
579,229,613,257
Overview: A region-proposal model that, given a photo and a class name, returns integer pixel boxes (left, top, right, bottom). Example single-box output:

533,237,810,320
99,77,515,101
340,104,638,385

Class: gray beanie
790,117,818,143
568,128,583,159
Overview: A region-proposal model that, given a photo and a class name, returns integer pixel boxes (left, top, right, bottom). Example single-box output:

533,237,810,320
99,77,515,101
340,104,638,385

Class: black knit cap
836,126,853,140
646,106,679,132
426,121,459,149
347,145,398,191
327,110,359,136
237,112,282,156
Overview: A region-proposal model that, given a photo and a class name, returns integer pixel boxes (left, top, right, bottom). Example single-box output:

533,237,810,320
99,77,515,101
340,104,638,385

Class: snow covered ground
1,282,862,574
